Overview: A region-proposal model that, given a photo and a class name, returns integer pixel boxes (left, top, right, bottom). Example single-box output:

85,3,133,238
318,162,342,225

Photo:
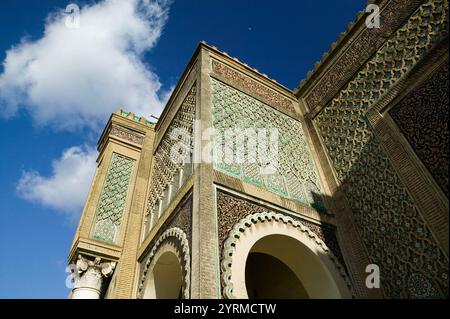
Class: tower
68,110,156,298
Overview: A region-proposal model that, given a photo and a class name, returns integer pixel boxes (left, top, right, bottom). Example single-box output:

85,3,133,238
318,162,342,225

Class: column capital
71,254,116,299
75,254,116,277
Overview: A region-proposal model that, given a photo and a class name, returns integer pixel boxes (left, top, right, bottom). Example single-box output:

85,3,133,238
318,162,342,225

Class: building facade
68,0,449,299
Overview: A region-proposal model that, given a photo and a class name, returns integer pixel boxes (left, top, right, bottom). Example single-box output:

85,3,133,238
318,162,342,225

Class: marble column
71,255,116,299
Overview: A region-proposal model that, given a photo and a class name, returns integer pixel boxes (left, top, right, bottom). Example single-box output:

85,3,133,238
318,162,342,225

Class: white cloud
0,0,171,130
17,146,97,216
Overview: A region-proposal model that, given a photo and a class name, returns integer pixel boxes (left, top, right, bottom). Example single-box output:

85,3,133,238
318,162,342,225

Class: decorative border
110,125,144,146
138,227,190,299
220,211,352,299
211,60,295,117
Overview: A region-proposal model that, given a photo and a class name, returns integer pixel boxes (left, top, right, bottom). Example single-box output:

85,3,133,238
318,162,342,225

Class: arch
138,227,190,299
246,251,310,298
142,245,183,299
221,212,352,299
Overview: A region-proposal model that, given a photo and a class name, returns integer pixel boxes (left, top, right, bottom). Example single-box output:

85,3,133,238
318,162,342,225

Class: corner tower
68,110,155,298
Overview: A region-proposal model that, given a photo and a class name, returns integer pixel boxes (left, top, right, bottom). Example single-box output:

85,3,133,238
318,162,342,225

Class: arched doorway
245,234,340,298
221,212,352,299
139,228,191,299
142,250,183,299
246,251,309,298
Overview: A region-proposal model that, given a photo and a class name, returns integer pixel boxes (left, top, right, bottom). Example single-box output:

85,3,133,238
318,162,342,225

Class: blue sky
0,0,366,298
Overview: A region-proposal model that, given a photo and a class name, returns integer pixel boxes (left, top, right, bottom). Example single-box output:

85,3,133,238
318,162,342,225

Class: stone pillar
71,255,116,299
190,46,220,298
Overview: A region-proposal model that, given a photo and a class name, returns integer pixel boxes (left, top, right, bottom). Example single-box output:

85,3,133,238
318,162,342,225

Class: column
71,255,116,299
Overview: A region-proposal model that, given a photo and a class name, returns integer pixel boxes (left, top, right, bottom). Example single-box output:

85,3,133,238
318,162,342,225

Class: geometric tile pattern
92,153,135,244
314,0,449,298
211,78,325,210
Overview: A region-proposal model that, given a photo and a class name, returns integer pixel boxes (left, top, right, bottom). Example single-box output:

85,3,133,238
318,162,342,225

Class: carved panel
163,193,193,246
389,61,449,195
110,125,144,146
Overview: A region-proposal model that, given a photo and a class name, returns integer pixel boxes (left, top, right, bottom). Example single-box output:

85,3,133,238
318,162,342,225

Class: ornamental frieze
211,60,295,117
110,125,144,146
